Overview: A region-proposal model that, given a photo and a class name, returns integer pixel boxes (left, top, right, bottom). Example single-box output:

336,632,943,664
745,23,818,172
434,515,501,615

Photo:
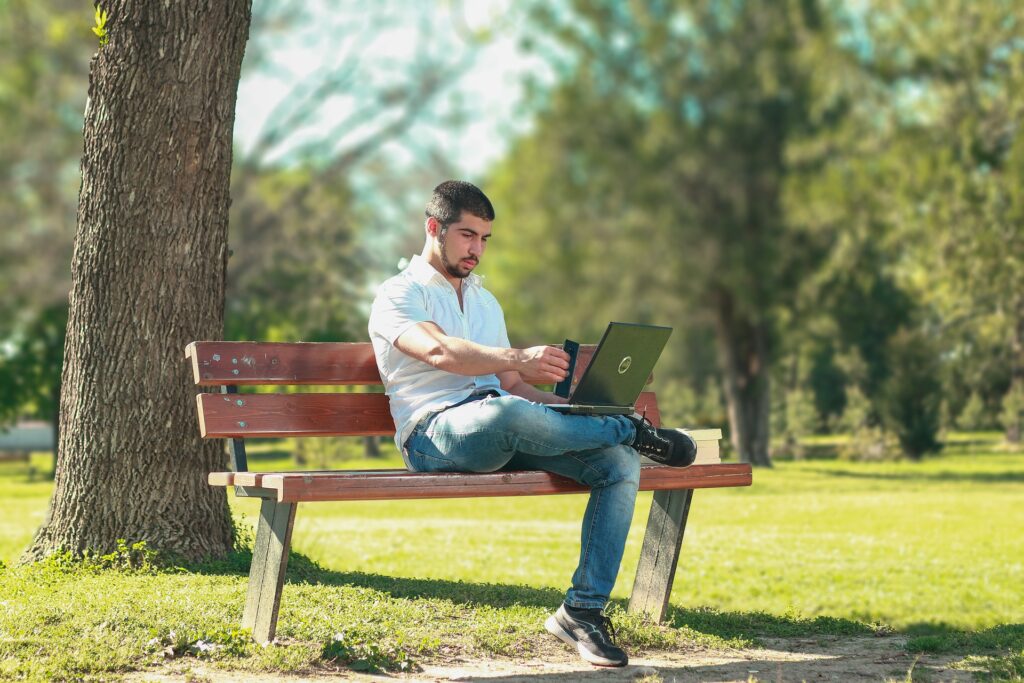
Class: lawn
1,435,1022,679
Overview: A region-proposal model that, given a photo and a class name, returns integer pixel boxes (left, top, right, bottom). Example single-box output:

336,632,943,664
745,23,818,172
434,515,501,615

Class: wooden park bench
185,341,753,644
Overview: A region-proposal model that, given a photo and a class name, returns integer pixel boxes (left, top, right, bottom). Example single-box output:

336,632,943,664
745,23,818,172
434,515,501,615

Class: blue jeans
404,393,641,609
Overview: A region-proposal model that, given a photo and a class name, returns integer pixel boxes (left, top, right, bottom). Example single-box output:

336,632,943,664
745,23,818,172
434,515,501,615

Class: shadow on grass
666,604,874,640
668,608,1024,656
188,549,1023,655
903,621,1024,654
186,548,1024,655
774,438,1014,463
189,547,565,610
802,467,1024,484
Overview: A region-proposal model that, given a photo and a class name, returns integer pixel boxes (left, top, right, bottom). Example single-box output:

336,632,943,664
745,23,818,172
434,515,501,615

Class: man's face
434,212,492,279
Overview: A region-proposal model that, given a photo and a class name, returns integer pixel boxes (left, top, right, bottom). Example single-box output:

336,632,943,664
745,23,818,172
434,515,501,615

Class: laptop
545,322,672,415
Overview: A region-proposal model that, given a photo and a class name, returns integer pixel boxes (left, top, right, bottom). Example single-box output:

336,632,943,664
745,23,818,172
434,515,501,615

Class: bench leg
242,499,297,643
628,488,694,622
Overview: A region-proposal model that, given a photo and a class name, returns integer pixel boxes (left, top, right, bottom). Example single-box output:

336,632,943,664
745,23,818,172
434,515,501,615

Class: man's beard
439,236,474,279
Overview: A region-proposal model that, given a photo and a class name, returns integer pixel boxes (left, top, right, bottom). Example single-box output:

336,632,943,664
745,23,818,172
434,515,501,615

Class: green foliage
655,379,727,430
958,391,991,431
839,384,871,434
0,1,87,429
0,303,66,428
294,436,359,468
783,386,818,457
839,426,895,462
145,625,254,660
91,5,108,46
40,539,181,575
321,631,414,673
837,384,894,461
966,649,1024,682
863,1,1024,444
0,0,88,339
225,166,364,343
489,1,862,464
877,329,943,459
1000,381,1024,442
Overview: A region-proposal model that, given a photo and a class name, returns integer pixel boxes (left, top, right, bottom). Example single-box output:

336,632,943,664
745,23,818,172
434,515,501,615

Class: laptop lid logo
618,356,632,374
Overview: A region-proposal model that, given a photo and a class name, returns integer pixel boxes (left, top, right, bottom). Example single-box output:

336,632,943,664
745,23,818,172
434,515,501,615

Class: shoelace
598,613,618,642
633,411,667,455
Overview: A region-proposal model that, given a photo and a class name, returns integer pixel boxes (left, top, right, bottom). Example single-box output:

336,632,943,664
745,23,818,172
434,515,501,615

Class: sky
233,0,550,178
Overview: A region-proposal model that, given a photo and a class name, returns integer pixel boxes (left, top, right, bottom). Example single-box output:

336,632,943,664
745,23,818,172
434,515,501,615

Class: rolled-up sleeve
369,280,430,345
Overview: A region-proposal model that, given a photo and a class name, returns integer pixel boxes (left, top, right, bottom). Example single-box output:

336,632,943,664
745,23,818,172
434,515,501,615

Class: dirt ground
129,634,980,682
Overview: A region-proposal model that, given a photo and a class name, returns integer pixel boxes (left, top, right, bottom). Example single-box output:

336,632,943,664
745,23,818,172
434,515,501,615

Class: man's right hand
516,345,571,384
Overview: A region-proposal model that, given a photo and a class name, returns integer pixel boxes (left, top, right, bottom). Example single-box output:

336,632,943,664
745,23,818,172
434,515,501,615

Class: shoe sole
544,614,628,667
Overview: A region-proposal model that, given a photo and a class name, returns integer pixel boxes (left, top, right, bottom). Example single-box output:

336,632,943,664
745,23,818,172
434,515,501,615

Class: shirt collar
406,254,484,289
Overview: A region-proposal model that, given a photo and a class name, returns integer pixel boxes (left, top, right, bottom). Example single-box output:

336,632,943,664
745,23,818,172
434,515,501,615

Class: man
368,180,696,667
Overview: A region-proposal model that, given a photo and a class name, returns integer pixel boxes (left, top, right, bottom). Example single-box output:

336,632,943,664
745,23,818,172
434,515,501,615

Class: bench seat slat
198,392,662,438
187,341,601,387
209,464,752,503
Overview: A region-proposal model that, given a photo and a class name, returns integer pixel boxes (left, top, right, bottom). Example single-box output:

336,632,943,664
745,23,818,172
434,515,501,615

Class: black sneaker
544,603,628,667
626,415,697,467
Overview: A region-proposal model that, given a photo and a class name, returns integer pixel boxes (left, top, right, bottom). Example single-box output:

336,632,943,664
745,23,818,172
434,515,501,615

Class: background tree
877,328,943,459
26,1,252,561
0,304,67,473
225,1,478,344
489,0,859,466
0,0,87,323
864,0,1024,444
0,0,91,449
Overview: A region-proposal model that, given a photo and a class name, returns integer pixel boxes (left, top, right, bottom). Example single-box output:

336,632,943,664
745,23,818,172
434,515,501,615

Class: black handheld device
555,339,579,399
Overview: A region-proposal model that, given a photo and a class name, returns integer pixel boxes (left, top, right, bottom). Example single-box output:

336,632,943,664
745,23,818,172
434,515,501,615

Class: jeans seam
567,450,612,487
566,599,605,609
576,467,604,597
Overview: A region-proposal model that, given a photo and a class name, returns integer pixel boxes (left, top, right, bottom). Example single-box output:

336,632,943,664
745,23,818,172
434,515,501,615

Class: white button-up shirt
368,254,511,459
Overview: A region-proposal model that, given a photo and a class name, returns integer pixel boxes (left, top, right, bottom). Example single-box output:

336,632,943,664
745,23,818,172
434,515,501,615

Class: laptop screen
570,323,672,407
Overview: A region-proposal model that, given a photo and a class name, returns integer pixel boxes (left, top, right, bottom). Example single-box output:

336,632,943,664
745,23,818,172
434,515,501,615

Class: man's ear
425,217,440,237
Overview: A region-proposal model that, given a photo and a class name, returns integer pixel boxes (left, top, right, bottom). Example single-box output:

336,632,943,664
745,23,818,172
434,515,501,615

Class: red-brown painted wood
186,341,614,387
197,391,661,438
207,463,752,503
186,342,381,386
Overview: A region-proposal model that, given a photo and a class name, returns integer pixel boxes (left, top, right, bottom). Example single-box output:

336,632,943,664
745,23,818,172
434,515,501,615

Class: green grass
1,435,1022,680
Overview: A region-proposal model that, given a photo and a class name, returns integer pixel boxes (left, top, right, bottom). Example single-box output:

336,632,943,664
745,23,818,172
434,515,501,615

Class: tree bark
713,288,773,467
25,1,252,561
49,381,59,479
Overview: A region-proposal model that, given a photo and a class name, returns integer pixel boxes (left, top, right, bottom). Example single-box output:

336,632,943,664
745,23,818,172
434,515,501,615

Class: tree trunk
24,1,252,562
713,288,773,467
363,436,381,458
1006,315,1023,444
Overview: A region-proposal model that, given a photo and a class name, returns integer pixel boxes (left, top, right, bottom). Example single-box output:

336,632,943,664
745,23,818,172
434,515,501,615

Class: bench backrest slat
186,342,380,386
187,341,605,387
198,391,662,438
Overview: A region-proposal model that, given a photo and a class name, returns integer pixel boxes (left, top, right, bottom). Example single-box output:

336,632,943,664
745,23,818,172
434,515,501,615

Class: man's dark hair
425,180,495,227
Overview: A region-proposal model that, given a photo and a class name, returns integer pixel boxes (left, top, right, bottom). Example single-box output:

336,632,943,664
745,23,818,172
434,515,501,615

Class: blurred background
2,0,1022,467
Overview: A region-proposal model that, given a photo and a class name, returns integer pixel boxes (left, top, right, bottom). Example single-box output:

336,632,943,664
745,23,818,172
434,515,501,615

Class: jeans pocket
406,432,457,472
